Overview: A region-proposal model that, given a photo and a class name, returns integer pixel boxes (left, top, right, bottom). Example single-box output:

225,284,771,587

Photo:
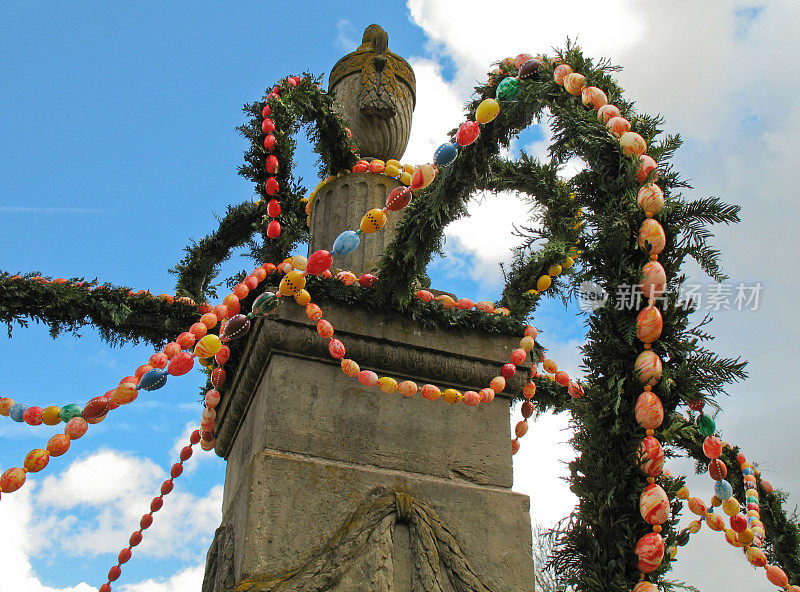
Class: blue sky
1,2,797,591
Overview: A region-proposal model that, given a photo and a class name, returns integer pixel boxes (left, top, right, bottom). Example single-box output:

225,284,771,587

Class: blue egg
433,142,458,167
9,403,27,422
742,467,754,476
139,368,168,391
714,479,733,500
332,230,360,255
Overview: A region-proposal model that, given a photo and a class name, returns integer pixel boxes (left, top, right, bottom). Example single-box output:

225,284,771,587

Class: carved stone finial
329,24,415,160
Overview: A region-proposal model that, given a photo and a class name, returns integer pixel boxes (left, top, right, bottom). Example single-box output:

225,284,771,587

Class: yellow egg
291,256,307,271
676,486,690,499
293,289,311,306
722,498,741,516
562,257,574,269
442,388,463,404
42,406,62,426
536,275,552,291
402,163,414,175
378,377,398,393
399,172,412,185
195,334,223,358
475,98,500,124
386,159,401,168
279,270,306,296
384,164,401,178
360,208,388,233
548,264,562,277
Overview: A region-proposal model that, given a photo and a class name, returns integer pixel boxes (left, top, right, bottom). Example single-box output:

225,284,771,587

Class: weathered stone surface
329,24,415,161
228,451,535,592
308,173,404,277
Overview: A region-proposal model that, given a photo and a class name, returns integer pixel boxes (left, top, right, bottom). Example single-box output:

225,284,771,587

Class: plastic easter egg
496,77,520,100
357,370,378,387
714,479,733,500
640,261,667,300
421,384,441,400
360,208,388,234
581,86,607,109
83,397,110,424
328,339,345,359
58,403,83,423
386,186,413,211
112,383,138,405
397,381,418,398
766,565,789,587
378,377,397,393
195,334,222,358
709,459,727,481
620,131,648,157
563,73,586,96
637,305,663,343
24,449,50,473
0,467,26,493
518,58,543,81
703,436,723,459
722,497,741,516
442,388,463,404
637,155,658,183
639,219,666,255
640,483,669,525
635,391,664,429
279,270,306,297
597,103,621,124
139,368,168,391
456,121,481,146
635,350,662,386
553,64,574,85
637,184,665,215
410,164,436,191
332,230,360,255
22,406,43,426
697,413,715,436
65,417,88,440
252,291,279,316
476,98,500,124
168,352,194,376
638,436,665,477
9,403,26,422
634,532,665,573
434,142,458,167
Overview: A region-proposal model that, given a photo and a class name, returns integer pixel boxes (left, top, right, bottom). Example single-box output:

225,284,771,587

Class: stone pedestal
308,173,403,276
205,302,536,592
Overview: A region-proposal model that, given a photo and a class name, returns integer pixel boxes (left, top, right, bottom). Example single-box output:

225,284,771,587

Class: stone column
205,302,536,592
308,173,403,276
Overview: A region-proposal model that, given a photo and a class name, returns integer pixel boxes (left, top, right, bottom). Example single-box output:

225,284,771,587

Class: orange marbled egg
640,483,670,525
637,305,663,343
639,219,666,255
634,532,665,573
635,350,662,386
638,436,665,477
635,391,664,430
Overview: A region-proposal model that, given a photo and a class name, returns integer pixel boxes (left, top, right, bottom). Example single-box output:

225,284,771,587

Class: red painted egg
638,436,665,477
266,155,279,174
263,134,276,150
267,198,281,217
634,532,665,573
703,436,723,459
501,363,517,379
386,186,413,211
267,220,281,238
265,177,279,196
359,274,377,287
709,459,727,480
639,483,670,525
456,121,480,146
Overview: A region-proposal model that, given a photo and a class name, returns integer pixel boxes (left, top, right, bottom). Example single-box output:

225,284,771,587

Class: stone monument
203,24,536,592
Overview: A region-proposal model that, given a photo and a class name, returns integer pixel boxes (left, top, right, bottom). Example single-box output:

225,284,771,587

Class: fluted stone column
308,173,402,276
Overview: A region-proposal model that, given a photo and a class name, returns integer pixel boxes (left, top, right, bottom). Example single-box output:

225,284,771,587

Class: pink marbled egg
480,387,495,403
606,116,631,137
463,391,481,406
634,532,665,573
514,53,534,68
581,86,608,110
553,64,574,85
637,305,663,344
620,131,647,157
640,483,670,525
421,384,441,400
638,436,665,477
635,391,664,430
597,103,621,124
640,261,667,300
637,184,665,214
639,219,666,255
635,350,663,386
357,370,378,387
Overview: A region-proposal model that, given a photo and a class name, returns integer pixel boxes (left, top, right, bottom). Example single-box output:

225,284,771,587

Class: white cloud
118,563,205,592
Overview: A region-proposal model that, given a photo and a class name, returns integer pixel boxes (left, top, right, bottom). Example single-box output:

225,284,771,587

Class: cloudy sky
1,2,798,591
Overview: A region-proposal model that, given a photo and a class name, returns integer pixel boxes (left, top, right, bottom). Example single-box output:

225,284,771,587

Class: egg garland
96,429,201,592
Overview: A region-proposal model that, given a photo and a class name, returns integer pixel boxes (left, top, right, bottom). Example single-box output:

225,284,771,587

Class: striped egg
637,305,663,343
640,261,667,299
637,184,665,214
638,436,665,477
639,483,670,525
635,391,664,429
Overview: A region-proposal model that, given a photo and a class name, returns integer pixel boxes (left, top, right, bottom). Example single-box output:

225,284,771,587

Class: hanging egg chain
97,429,201,592
542,51,669,580
674,480,793,590
0,262,277,500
